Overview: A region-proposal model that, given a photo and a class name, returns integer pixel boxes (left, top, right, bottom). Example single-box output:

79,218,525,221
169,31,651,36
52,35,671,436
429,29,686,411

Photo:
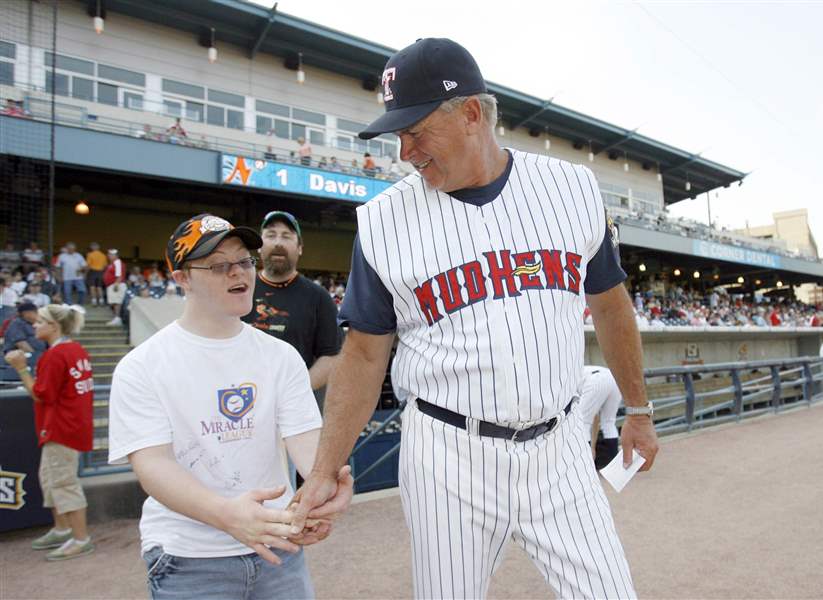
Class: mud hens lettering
414,248,582,326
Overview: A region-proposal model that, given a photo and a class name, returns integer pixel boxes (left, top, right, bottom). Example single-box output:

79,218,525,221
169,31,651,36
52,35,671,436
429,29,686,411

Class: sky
252,0,822,246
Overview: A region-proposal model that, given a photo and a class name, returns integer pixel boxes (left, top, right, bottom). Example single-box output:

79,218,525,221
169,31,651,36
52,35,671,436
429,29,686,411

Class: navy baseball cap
359,38,487,140
165,214,262,272
261,211,302,239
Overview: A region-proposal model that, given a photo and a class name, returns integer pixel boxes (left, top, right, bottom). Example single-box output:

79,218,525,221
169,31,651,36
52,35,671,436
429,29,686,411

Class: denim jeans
142,545,314,599
62,279,86,304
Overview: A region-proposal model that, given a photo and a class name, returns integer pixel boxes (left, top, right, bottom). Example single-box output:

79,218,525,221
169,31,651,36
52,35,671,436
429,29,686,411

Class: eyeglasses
187,256,258,275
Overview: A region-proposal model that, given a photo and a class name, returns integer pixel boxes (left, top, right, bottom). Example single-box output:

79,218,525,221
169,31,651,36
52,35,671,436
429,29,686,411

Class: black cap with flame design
165,214,262,272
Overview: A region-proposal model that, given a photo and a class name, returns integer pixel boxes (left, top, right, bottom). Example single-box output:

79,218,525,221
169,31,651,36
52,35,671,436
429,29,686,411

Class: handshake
228,465,354,565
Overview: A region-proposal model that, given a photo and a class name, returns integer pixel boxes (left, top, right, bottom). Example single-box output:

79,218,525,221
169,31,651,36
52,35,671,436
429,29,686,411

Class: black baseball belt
415,398,574,442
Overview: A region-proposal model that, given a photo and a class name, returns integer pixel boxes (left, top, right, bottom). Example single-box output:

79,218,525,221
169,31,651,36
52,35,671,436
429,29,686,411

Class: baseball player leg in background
579,367,623,470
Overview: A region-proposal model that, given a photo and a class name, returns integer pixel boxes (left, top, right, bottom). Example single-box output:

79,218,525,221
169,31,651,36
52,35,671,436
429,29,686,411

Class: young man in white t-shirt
108,214,353,599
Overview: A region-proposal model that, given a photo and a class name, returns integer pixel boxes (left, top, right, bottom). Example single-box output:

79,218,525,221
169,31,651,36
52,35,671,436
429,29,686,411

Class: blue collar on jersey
448,150,513,207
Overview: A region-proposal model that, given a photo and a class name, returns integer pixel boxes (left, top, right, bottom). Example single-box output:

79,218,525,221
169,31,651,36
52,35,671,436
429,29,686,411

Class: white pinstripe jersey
353,149,621,426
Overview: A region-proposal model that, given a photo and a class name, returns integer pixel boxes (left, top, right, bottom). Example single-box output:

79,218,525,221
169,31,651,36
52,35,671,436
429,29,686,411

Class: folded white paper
599,449,646,493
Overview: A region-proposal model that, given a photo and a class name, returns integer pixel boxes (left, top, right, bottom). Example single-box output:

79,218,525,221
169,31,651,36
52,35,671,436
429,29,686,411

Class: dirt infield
2,403,822,599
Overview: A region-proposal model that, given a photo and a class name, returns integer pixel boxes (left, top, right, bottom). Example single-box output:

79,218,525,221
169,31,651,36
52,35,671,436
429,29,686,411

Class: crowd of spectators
1,241,183,379
611,208,820,264
583,286,822,329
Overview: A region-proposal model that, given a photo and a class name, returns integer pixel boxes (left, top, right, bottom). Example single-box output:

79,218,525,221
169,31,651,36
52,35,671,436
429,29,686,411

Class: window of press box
0,40,15,59
208,88,244,108
161,78,204,100
97,64,145,87
0,62,13,86
256,99,290,117
45,52,94,76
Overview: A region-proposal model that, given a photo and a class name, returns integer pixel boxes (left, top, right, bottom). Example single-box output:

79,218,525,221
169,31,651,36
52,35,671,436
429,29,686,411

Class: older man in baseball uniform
292,38,658,599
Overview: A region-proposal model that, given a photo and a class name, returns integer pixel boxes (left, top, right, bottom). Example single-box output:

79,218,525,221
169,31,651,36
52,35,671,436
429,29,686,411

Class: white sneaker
106,317,122,326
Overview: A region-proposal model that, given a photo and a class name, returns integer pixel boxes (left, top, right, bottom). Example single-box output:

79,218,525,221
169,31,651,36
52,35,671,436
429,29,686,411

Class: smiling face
396,100,489,193
260,221,302,280
174,236,255,318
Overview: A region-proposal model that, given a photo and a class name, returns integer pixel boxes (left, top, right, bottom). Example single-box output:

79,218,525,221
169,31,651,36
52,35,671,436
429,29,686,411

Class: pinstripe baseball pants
398,402,636,599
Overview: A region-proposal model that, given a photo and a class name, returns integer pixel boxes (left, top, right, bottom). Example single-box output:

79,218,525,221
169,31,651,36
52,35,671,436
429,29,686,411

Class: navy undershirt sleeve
338,235,397,334
584,219,627,294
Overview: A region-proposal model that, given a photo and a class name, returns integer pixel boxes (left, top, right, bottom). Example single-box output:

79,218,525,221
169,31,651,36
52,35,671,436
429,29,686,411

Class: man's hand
4,350,27,370
290,465,354,537
620,415,659,471
219,485,300,565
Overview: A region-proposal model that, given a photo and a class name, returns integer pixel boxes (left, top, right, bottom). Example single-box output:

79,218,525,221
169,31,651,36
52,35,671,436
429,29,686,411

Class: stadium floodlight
755,279,762,286
693,271,700,279
656,162,662,182
544,136,551,151
588,141,594,162
93,0,104,34
737,276,744,284
685,180,691,192
377,91,384,104
497,117,505,137
297,52,305,84
777,280,783,287
623,151,629,172
673,268,681,277
638,263,647,272
74,201,90,215
208,28,217,63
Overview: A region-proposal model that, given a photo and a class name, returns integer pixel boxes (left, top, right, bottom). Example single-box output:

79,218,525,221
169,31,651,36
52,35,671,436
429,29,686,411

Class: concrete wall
585,327,823,368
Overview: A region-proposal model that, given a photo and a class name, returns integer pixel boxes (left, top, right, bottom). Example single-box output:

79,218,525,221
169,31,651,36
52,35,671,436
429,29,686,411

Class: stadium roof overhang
93,0,748,205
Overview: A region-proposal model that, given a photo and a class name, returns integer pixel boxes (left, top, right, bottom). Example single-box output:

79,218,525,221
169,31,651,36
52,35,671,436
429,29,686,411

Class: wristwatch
624,401,654,417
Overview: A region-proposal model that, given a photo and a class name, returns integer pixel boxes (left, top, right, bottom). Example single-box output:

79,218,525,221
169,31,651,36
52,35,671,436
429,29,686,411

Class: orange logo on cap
173,219,203,266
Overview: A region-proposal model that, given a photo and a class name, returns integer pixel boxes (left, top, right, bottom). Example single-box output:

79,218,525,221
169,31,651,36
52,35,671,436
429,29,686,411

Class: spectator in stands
56,243,87,305
108,214,349,597
23,282,50,308
0,277,20,324
85,242,108,306
329,156,342,171
752,307,768,327
768,307,782,326
135,124,154,140
317,156,328,169
243,211,342,394
9,271,27,297
103,249,126,327
264,145,277,160
166,117,188,144
349,158,360,175
22,242,45,273
297,136,312,166
0,242,20,272
146,263,166,293
2,302,46,362
127,265,144,288
4,304,94,561
362,152,376,177
2,98,27,117
30,267,59,301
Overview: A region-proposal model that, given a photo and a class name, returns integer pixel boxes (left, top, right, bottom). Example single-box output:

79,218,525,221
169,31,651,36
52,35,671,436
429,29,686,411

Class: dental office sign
221,154,392,203
692,240,781,269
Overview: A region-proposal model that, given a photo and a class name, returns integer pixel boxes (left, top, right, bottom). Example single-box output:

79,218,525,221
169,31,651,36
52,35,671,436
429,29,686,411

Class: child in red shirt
4,304,94,561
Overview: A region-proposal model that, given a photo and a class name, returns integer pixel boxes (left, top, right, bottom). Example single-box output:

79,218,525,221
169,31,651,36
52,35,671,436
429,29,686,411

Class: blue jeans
142,546,314,599
62,279,86,304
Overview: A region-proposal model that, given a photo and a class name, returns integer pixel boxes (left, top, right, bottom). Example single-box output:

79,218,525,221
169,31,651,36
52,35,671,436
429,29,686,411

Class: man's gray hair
438,94,498,129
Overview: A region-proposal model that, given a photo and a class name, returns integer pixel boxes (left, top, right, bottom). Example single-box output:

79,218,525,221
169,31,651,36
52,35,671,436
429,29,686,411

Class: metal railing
8,89,408,181
3,356,821,483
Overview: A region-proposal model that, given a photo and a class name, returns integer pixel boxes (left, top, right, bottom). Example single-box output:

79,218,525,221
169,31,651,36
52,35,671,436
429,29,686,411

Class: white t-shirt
108,321,322,557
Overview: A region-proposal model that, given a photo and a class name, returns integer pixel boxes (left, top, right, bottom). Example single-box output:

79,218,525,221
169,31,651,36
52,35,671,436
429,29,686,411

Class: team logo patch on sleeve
0,467,27,510
607,215,620,248
217,384,257,422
